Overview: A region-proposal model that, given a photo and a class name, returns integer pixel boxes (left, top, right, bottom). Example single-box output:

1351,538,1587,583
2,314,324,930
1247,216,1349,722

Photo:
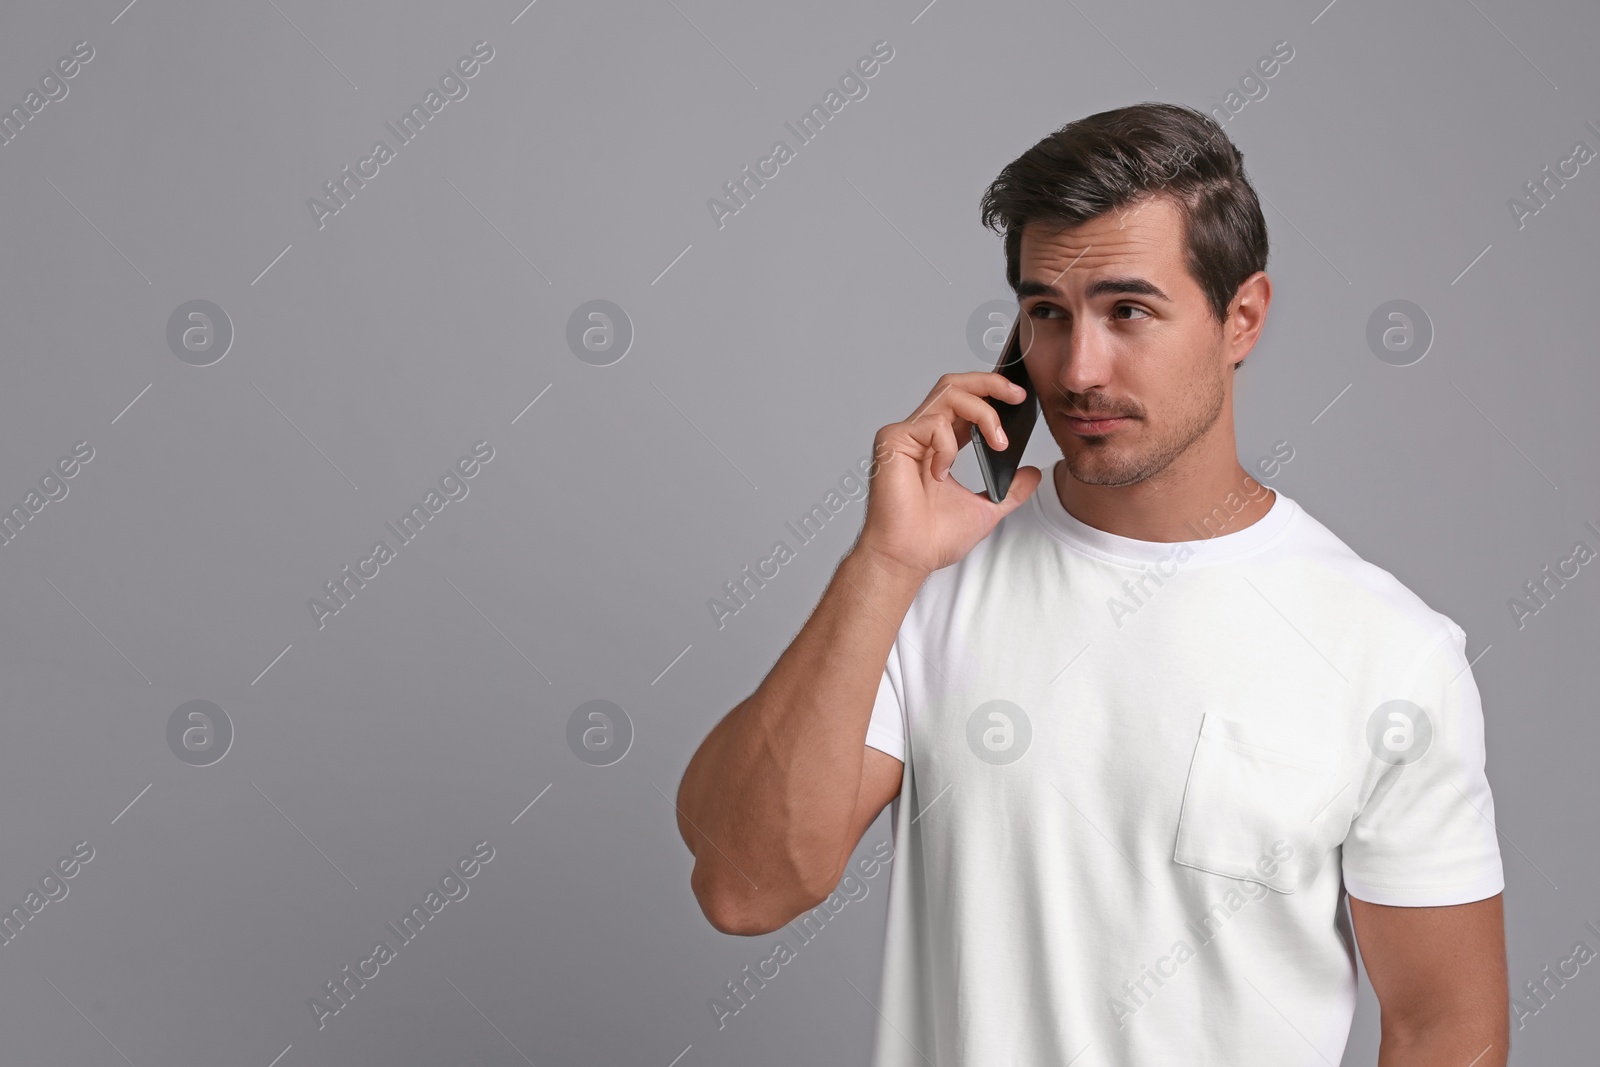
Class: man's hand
855,371,1042,579
1348,892,1508,1065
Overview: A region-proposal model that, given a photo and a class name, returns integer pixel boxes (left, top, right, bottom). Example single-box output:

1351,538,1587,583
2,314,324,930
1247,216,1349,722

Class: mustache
1053,401,1136,419
1041,383,1135,419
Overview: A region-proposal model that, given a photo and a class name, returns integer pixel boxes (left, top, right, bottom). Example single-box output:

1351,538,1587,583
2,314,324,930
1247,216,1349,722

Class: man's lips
1063,411,1133,434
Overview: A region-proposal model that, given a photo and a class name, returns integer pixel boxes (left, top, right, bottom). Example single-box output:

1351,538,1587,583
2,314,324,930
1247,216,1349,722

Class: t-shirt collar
1032,459,1298,566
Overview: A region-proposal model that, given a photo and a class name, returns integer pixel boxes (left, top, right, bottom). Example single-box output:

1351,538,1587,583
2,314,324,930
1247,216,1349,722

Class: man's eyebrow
1016,276,1172,302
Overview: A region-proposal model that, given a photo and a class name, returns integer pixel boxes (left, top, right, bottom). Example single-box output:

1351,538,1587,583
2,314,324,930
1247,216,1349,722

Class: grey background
0,0,1595,1064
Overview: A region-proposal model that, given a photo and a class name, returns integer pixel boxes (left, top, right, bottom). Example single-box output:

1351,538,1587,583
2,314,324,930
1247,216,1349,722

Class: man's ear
1226,271,1272,368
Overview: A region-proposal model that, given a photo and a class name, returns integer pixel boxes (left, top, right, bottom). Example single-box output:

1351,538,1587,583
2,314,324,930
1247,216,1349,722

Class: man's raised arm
673,371,1041,935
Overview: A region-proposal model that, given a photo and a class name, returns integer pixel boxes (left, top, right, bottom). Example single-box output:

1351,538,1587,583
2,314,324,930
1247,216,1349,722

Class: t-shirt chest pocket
1173,712,1339,894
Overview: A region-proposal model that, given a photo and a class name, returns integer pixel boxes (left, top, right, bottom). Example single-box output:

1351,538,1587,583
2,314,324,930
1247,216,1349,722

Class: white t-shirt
863,462,1503,1067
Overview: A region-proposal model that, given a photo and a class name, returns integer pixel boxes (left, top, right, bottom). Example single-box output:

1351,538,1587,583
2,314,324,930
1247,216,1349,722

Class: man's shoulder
1277,495,1463,661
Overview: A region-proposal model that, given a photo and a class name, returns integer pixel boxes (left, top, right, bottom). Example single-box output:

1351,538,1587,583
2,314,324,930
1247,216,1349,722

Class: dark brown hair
979,102,1269,329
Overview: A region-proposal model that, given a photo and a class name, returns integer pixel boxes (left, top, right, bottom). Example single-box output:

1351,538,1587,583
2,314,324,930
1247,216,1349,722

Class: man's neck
1053,459,1277,544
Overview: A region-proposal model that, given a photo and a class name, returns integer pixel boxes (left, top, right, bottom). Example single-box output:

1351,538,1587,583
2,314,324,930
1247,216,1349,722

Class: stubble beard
1056,369,1227,489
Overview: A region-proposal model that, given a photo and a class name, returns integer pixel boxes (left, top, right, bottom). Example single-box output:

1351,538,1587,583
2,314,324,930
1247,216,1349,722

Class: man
675,103,1508,1066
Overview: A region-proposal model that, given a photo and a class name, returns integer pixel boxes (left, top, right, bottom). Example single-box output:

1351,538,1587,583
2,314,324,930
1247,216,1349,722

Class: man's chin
1058,446,1152,489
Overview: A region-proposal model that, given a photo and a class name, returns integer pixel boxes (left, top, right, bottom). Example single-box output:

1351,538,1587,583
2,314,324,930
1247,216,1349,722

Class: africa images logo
705,40,894,230
307,840,495,1030
307,41,495,231
307,441,495,630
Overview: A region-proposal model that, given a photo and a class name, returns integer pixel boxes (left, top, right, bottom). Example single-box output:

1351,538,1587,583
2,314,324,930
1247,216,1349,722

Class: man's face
1015,196,1238,488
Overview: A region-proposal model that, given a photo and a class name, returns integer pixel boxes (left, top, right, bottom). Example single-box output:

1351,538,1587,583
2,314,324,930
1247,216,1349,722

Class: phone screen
969,317,1039,504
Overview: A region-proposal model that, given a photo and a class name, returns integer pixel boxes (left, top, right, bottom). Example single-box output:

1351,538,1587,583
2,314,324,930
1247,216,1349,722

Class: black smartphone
969,316,1039,504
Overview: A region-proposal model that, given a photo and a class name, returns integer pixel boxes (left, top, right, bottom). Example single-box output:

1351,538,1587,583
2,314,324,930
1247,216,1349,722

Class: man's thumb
995,465,1043,514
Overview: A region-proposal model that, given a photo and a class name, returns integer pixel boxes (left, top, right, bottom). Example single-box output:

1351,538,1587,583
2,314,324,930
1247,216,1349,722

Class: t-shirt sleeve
863,639,907,764
1341,621,1505,907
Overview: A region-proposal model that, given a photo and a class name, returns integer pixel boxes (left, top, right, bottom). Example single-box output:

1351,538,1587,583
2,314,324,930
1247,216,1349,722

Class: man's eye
1028,304,1064,319
1115,304,1151,320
